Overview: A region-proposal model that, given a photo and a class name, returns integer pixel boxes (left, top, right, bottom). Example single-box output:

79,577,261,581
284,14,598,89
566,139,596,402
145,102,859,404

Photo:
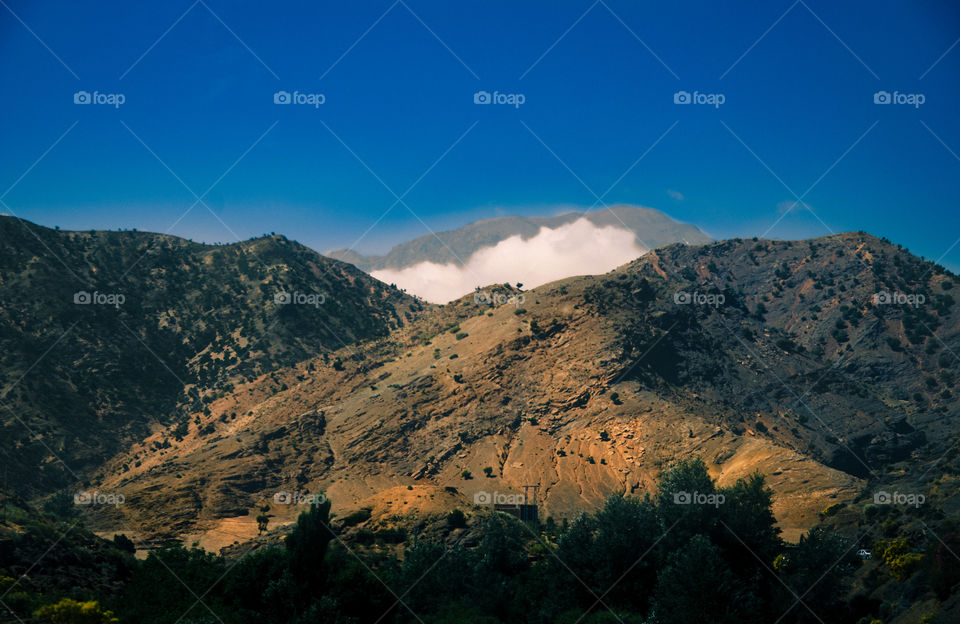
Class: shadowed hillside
0,217,426,495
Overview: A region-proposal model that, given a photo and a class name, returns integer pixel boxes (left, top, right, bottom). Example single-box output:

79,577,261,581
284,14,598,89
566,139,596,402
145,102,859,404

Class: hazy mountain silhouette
328,205,711,272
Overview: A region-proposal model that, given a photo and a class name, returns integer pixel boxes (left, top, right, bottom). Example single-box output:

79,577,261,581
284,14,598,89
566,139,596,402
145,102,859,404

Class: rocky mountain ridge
85,231,959,548
0,216,425,495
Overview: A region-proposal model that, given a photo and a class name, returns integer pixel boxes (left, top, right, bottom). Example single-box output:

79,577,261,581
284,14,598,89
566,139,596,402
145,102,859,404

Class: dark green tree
651,535,749,624
590,495,659,611
716,472,782,578
223,547,294,624
285,497,333,608
778,527,858,623
655,457,720,551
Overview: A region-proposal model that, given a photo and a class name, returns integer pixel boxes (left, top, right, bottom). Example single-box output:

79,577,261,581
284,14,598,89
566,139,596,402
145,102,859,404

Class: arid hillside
0,217,425,495
87,232,959,547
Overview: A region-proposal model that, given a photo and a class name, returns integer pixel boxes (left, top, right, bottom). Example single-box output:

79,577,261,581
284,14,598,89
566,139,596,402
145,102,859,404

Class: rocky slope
88,232,959,547
0,217,426,496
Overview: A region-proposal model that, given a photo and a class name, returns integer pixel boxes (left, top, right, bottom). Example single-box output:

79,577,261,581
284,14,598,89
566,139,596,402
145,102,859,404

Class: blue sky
1,0,958,268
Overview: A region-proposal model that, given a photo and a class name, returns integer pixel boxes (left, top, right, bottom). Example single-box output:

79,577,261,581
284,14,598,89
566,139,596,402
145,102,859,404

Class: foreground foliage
5,458,956,623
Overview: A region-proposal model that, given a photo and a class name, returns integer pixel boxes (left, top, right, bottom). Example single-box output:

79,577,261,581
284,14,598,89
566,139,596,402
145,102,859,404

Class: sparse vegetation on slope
0,217,426,495
96,233,958,549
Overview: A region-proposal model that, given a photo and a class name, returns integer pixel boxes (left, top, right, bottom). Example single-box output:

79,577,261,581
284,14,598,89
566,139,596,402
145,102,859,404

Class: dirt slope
88,233,958,547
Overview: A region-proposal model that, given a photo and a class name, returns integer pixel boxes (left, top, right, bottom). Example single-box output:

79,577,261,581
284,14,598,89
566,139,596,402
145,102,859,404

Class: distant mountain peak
329,205,711,302
329,205,709,271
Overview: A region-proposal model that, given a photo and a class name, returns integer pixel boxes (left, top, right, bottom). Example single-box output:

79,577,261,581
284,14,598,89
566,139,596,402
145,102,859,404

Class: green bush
341,508,372,527
876,537,924,581
34,599,118,624
446,509,467,528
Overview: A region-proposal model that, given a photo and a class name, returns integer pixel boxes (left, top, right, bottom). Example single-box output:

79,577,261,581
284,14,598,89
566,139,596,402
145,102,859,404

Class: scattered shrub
446,509,467,528
341,508,372,527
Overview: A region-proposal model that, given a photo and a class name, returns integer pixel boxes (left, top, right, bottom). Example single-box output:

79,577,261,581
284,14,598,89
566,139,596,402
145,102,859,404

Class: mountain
0,217,426,496
88,232,959,548
327,205,711,271
0,488,135,605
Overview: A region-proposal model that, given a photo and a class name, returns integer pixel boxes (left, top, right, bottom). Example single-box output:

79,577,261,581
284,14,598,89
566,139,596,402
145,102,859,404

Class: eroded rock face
91,233,958,547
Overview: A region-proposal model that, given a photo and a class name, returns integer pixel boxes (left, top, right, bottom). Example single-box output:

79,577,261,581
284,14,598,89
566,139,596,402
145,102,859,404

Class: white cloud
667,189,684,202
371,218,646,303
